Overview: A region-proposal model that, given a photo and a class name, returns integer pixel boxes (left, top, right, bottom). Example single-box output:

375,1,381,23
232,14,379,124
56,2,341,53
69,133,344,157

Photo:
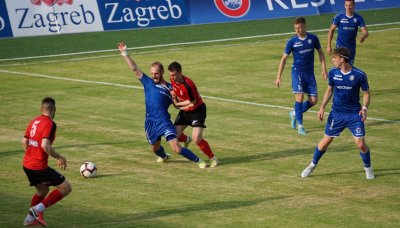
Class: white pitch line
1,69,398,123
0,22,399,62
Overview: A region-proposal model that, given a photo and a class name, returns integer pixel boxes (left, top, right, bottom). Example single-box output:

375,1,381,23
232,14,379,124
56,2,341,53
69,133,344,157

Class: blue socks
312,146,326,165
294,101,315,125
360,150,371,168
155,146,167,159
180,147,200,162
294,101,303,125
301,101,313,113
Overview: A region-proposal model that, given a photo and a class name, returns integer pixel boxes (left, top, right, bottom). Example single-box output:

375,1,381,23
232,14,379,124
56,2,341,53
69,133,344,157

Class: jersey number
30,121,41,137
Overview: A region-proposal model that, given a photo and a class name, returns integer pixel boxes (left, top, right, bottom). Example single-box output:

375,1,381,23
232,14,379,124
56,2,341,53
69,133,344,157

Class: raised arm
118,42,144,80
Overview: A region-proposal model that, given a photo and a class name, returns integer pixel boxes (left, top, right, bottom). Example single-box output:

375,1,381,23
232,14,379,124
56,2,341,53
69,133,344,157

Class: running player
301,47,374,180
276,17,328,135
168,61,219,168
22,97,72,226
327,0,368,65
118,43,207,169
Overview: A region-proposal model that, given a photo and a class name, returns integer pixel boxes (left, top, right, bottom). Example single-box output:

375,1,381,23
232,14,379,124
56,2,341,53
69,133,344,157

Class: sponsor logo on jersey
293,42,303,47
336,85,352,90
28,139,39,147
214,0,250,18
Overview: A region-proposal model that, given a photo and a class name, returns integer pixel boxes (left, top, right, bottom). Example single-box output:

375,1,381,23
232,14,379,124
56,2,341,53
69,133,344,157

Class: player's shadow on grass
221,144,353,165
124,196,289,222
314,167,400,178
0,141,135,159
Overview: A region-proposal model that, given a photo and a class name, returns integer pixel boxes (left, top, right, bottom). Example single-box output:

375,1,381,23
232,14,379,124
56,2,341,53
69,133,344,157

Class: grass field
1,8,400,227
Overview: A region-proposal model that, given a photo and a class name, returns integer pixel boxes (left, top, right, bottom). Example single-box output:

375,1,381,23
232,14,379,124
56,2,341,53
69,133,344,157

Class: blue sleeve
140,74,151,88
328,69,335,86
360,73,369,91
333,14,340,26
284,39,292,55
314,35,321,50
358,15,366,28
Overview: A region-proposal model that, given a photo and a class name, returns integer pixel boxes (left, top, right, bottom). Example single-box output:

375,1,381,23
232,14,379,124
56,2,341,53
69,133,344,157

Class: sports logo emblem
31,0,73,7
349,75,354,81
308,39,312,44
214,0,250,18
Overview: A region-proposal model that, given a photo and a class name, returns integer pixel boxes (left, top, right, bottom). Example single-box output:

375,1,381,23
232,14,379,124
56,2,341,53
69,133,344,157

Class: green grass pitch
0,8,399,227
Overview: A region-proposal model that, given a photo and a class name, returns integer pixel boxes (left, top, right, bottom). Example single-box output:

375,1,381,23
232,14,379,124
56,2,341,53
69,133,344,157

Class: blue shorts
145,119,177,145
291,70,318,96
324,112,365,138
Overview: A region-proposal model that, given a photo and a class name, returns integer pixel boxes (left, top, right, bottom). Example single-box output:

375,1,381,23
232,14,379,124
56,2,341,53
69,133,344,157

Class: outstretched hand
118,42,127,52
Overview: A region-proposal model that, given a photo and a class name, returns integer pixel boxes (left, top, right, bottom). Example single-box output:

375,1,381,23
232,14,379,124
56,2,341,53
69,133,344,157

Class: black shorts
174,103,207,128
23,166,66,187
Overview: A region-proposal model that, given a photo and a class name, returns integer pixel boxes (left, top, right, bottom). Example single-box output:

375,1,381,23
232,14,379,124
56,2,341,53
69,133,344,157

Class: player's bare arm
118,42,144,79
317,48,328,80
41,138,67,170
327,24,337,55
318,86,333,121
21,137,28,151
360,26,369,43
276,53,288,88
360,90,370,121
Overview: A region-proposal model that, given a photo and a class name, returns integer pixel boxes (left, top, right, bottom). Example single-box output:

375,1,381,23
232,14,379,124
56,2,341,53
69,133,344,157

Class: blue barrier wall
1,0,399,38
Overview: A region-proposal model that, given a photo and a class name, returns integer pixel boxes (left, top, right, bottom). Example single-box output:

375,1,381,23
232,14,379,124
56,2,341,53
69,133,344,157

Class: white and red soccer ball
80,162,97,178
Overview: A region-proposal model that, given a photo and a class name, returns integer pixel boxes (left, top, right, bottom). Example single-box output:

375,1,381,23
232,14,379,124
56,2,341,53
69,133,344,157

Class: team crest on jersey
353,18,357,23
307,39,312,44
349,75,354,81
214,0,250,18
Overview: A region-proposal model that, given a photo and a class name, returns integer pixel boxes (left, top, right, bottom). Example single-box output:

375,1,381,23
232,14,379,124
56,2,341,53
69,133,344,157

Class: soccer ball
80,162,97,178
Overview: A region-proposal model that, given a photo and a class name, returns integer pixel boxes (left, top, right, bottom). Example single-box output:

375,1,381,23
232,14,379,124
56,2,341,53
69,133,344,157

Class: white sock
25,214,35,222
34,203,46,213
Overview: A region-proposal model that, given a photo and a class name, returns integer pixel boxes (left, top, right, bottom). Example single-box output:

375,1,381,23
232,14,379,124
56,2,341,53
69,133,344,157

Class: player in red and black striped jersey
168,62,219,168
22,97,72,227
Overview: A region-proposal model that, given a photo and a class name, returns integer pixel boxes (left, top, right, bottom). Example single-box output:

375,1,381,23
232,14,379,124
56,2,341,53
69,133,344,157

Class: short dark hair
42,97,56,111
294,17,306,25
333,47,351,63
151,62,164,74
345,0,355,3
168,61,182,73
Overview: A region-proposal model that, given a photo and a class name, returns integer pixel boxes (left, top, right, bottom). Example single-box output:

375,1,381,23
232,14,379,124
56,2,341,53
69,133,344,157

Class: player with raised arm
168,61,219,168
276,17,327,135
327,0,368,65
301,47,374,179
118,43,207,169
22,97,72,227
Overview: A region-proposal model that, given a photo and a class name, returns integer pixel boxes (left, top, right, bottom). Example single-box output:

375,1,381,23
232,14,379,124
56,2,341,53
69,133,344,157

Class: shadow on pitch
0,141,134,159
307,167,400,178
221,144,353,166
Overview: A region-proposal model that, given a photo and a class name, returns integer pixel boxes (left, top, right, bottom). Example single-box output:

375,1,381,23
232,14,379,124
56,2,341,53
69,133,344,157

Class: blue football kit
140,74,177,144
284,33,321,95
333,13,366,64
324,66,369,137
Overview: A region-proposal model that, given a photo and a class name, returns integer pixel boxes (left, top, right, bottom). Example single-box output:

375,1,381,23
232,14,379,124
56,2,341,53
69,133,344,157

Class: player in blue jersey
276,17,327,135
301,47,374,179
118,42,207,169
327,0,368,65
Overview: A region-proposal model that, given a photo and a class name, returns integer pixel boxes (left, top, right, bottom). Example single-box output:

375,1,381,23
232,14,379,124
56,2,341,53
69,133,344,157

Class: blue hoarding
0,0,13,38
188,0,400,24
97,0,189,30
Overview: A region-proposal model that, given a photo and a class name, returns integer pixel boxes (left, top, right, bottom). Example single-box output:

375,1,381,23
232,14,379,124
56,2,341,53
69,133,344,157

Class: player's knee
59,180,72,197
37,187,49,197
193,137,202,145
